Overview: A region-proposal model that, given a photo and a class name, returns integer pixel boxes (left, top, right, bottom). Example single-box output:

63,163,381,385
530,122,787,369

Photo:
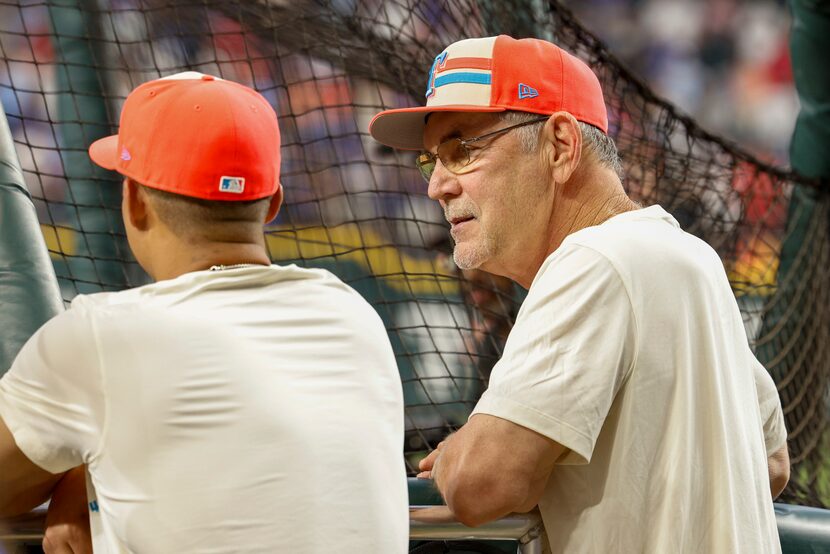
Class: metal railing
0,506,46,543
1,506,543,553
8,504,830,553
410,506,544,553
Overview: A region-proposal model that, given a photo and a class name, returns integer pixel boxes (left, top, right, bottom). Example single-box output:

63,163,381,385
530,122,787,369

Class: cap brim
88,135,120,171
369,105,505,151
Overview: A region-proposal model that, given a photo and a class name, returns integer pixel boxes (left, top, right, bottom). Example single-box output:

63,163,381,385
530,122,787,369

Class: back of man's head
140,184,272,244
87,72,282,276
88,71,281,215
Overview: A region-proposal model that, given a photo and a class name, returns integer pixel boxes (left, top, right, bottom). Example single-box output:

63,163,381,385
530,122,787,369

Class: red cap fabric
369,36,608,150
89,72,281,201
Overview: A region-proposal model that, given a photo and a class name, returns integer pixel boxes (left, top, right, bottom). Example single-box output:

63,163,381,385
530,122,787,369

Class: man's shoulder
567,205,679,248
562,204,719,272
68,264,378,327
71,264,351,306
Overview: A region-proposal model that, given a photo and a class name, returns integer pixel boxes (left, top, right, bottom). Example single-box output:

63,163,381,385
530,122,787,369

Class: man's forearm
0,418,63,518
427,415,565,527
0,491,48,519
433,445,528,527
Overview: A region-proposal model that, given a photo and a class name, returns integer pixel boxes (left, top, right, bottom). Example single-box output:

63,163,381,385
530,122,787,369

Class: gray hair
498,111,623,179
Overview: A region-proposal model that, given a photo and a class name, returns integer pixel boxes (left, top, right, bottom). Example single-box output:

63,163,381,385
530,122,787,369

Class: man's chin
452,246,485,271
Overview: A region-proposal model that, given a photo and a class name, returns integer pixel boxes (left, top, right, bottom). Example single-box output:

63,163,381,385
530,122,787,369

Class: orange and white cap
369,35,608,150
89,72,281,201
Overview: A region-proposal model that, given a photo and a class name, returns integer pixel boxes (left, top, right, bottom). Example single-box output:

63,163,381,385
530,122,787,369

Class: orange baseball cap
89,72,280,201
369,36,608,150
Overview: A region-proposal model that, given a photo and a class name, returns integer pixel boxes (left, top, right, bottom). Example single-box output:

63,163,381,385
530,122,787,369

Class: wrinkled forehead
423,111,502,149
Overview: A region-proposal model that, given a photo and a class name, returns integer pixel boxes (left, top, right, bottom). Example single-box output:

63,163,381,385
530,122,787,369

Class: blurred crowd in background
567,0,797,165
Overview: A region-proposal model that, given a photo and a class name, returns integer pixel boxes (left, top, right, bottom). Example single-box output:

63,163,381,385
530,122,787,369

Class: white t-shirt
0,265,408,554
473,205,786,553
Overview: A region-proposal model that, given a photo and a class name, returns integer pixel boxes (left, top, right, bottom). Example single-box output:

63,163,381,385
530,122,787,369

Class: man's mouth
450,216,475,227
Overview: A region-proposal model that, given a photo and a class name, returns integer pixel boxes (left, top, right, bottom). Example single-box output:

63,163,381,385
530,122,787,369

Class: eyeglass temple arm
462,115,550,145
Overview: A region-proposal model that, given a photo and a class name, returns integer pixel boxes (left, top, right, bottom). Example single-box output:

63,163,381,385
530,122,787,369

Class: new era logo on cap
518,83,538,99
219,176,246,194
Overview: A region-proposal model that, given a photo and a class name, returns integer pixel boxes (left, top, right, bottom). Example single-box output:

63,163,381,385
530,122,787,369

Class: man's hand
768,443,790,500
417,435,455,481
42,466,92,554
417,445,441,479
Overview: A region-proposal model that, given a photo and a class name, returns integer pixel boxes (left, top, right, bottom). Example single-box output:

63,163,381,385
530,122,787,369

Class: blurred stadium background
568,0,797,164
0,0,828,541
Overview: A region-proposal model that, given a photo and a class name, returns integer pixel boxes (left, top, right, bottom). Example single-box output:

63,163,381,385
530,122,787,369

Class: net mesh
1,0,828,506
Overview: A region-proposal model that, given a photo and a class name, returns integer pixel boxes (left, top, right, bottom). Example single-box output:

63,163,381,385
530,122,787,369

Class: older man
370,35,788,553
0,72,408,553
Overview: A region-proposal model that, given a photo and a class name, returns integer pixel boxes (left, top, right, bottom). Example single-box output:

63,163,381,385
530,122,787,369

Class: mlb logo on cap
219,176,246,194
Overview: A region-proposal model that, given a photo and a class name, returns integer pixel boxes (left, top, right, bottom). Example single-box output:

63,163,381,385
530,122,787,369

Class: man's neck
147,239,271,282
514,172,637,288
552,192,638,245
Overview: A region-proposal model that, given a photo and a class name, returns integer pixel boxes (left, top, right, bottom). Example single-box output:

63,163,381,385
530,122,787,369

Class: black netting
1,0,827,506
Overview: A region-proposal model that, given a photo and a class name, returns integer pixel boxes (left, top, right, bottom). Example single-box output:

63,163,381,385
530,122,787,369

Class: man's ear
122,177,150,231
264,183,283,224
540,112,582,185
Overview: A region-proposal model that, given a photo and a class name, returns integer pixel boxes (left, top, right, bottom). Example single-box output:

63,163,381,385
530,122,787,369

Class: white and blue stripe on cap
424,36,497,107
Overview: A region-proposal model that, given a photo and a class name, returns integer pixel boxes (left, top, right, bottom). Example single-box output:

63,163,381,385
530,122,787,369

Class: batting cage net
1,0,828,506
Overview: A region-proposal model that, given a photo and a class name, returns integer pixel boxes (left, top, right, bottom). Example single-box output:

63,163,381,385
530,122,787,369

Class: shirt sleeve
752,355,787,456
0,306,105,473
472,244,637,465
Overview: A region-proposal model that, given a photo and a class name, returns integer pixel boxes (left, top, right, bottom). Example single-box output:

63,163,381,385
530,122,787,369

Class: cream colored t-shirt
473,205,785,553
0,265,408,554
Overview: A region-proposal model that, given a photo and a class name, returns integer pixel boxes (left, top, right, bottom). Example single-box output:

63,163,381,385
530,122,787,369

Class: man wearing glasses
370,36,788,553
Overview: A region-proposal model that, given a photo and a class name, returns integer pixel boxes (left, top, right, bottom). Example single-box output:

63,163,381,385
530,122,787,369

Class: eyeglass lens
416,153,436,182
416,138,470,182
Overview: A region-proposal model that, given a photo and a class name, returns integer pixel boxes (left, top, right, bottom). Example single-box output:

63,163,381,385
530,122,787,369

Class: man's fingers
42,533,76,554
416,470,432,479
419,435,454,471
70,534,94,554
419,449,441,471
43,466,92,554
43,524,92,554
418,431,458,473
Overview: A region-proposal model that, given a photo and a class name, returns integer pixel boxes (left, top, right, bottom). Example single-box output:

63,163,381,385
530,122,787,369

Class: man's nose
427,161,462,201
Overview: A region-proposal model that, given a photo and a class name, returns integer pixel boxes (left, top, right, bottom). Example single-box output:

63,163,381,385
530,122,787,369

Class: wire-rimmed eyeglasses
415,116,549,182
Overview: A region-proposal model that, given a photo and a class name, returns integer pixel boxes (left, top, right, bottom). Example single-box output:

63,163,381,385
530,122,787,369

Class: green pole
775,0,830,290
0,102,64,375
759,0,830,400
756,0,830,505
48,0,128,293
789,0,830,180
